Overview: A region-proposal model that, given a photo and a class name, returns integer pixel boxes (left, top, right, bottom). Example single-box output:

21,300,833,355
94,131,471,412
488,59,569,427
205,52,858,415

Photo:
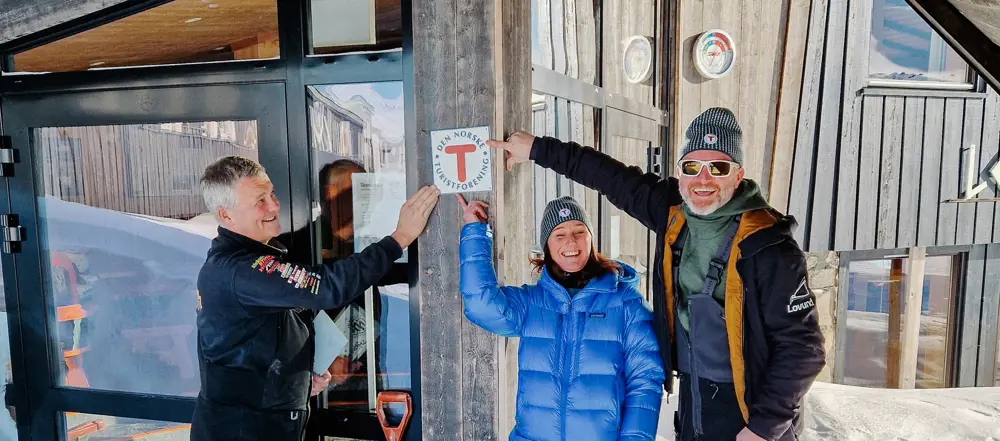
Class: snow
656,381,1000,441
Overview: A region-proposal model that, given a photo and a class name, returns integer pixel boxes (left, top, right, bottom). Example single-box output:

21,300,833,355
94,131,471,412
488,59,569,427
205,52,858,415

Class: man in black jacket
190,156,439,441
488,108,825,441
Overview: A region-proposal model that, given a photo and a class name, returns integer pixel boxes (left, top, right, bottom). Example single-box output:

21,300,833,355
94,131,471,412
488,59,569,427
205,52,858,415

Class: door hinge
0,136,18,178
1,214,25,254
647,145,663,175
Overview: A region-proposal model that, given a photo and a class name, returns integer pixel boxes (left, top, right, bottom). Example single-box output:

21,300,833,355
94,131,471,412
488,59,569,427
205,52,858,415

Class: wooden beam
904,0,1000,94
899,247,927,389
232,31,280,60
411,0,531,439
887,258,904,388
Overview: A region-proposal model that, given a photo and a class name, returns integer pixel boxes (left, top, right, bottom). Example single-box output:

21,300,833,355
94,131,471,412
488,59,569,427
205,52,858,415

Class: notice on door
431,126,493,194
352,172,408,263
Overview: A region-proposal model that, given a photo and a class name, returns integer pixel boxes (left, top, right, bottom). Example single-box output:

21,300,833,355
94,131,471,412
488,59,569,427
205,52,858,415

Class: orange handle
376,391,412,441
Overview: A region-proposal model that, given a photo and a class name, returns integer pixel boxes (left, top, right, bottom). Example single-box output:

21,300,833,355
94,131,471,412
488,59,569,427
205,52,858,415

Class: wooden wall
410,0,531,439
784,0,1000,253
36,123,257,220
958,244,1000,387
674,0,791,188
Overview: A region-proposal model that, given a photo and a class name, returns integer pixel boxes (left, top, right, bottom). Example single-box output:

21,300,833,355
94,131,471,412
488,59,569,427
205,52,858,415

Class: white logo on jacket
787,279,815,314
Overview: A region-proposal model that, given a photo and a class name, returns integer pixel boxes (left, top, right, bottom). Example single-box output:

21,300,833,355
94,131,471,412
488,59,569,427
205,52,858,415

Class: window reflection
306,83,410,415
843,255,957,389
868,0,968,83
0,268,17,439
63,412,189,440
33,122,257,397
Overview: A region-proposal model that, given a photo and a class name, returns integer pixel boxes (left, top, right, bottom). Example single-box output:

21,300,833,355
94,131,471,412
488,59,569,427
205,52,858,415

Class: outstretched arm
488,132,679,231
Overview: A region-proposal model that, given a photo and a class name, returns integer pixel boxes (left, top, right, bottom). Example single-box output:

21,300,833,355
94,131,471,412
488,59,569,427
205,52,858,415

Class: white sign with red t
431,126,493,194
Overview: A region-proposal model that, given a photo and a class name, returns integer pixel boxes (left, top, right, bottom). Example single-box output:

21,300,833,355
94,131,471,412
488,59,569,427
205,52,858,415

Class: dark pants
190,398,309,441
674,374,746,441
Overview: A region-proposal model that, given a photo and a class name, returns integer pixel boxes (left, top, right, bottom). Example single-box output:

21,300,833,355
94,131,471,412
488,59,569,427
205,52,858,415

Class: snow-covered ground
656,381,1000,441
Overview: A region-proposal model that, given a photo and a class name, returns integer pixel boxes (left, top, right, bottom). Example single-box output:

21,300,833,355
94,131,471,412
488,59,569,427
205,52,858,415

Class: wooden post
886,258,904,388
411,0,531,439
899,247,927,389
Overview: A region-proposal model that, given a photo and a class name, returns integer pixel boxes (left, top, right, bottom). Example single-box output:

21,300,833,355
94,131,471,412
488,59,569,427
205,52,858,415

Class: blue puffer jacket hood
459,222,665,441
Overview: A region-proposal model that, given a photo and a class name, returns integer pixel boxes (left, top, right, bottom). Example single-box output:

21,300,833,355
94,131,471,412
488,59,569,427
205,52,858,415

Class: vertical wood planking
550,0,566,74
957,99,984,245
958,245,986,387
767,0,813,212
938,98,965,246
833,0,871,251
897,98,925,248
674,0,704,154
977,244,1000,386
877,97,904,249
977,92,1000,244
918,99,946,246
809,0,851,251
412,0,463,437
787,0,831,249
575,0,597,84
536,0,553,69
856,96,884,251
457,0,500,437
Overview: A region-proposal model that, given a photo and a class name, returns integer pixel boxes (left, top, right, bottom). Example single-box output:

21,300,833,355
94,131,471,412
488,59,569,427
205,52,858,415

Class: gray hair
200,156,266,214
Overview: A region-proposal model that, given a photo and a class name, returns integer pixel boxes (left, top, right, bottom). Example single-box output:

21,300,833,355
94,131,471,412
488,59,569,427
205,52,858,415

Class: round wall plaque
622,35,654,84
693,29,736,79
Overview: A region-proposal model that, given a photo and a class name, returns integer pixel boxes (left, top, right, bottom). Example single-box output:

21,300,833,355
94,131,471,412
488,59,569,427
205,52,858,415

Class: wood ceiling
11,0,404,72
14,0,279,73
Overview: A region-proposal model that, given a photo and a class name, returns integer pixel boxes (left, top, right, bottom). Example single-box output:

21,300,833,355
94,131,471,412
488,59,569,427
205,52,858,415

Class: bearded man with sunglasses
488,107,824,441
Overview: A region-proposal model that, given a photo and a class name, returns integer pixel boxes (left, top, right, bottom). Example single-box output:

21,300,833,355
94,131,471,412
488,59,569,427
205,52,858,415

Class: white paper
313,310,348,375
352,172,408,263
431,126,493,194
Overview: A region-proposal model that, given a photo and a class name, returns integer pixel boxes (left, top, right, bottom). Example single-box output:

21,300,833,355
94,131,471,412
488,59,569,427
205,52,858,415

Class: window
13,0,279,73
868,0,970,85
841,252,961,389
0,267,17,440
306,82,410,416
309,0,402,55
62,412,189,440
32,120,258,397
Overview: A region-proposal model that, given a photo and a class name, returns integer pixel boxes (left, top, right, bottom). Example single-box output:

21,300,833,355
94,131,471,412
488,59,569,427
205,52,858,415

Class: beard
681,182,737,216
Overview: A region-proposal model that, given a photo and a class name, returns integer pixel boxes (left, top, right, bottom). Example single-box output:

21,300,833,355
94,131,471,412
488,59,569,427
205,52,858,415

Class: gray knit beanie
539,196,593,247
681,107,743,165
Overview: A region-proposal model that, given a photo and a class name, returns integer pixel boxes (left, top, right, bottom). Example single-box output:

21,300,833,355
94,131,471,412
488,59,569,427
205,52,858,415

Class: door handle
376,390,413,441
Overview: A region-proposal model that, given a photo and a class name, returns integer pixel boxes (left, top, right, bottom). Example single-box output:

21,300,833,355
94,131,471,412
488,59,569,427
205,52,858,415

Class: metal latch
0,136,18,178
647,146,663,175
1,214,26,254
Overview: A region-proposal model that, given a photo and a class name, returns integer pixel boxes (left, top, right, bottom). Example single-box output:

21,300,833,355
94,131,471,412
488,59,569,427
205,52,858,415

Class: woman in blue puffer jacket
457,194,665,441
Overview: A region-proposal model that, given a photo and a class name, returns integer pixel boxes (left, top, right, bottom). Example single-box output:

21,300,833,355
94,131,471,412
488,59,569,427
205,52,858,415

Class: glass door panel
1,83,289,439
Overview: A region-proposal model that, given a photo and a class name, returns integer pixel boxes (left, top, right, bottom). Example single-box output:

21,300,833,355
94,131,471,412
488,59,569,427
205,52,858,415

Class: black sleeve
746,242,826,440
530,136,680,230
231,235,403,313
